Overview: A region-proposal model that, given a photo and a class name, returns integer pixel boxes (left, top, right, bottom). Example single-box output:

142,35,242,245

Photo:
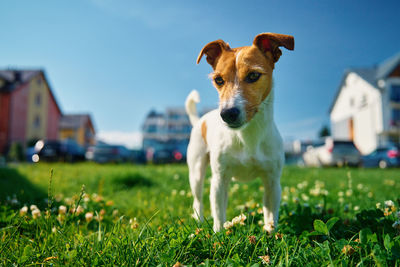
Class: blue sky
1,0,400,147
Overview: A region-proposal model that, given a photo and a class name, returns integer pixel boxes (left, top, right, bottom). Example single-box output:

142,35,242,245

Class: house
0,70,62,154
329,52,400,155
142,108,192,160
59,114,96,148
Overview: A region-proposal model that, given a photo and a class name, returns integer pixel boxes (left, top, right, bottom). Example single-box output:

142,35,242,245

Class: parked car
131,149,147,164
303,138,361,167
85,144,131,163
152,149,185,164
362,145,400,168
33,139,85,162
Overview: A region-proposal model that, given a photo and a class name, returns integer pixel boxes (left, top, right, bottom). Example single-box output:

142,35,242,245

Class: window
392,109,400,125
34,116,40,128
390,85,400,102
360,94,367,108
349,97,354,107
35,93,41,106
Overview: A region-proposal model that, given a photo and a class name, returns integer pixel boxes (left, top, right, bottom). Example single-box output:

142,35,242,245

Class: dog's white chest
218,138,280,182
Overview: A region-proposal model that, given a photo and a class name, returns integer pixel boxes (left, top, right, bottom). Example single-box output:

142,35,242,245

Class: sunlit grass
1,163,400,265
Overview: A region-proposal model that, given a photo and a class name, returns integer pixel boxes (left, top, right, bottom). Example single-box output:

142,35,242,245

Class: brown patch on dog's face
197,33,294,127
209,46,274,123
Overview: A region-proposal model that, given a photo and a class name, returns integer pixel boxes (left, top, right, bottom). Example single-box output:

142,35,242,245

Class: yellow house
59,114,96,148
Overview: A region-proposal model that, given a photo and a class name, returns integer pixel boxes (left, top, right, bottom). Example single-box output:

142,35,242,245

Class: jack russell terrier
185,32,294,232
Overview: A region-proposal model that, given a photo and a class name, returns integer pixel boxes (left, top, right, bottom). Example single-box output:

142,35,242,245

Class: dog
185,32,294,233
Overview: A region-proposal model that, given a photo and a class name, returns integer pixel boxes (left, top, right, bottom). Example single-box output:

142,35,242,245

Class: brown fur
201,121,207,145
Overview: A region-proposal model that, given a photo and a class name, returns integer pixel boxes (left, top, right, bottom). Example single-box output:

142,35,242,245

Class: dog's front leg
210,174,230,232
262,176,282,233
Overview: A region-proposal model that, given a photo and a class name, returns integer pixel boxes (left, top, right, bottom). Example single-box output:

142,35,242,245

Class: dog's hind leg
187,135,208,222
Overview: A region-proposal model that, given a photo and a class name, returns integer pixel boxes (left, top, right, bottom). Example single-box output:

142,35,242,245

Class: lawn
1,163,400,265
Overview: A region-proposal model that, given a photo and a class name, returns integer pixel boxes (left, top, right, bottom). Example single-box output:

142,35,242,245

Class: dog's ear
197,40,231,68
253,33,294,62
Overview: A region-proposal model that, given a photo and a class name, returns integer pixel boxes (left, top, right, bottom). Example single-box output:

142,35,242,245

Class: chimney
14,71,22,83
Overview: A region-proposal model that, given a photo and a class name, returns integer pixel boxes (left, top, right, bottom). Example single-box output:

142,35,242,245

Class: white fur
185,89,284,233
185,89,200,126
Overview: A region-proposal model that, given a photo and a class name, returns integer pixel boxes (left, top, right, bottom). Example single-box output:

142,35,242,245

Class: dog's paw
191,213,203,222
263,222,275,234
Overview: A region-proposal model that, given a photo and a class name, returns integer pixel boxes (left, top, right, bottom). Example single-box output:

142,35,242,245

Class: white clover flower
345,189,353,197
354,206,360,211
338,191,344,197
223,221,233,229
309,188,320,196
297,181,308,190
367,192,373,198
376,203,382,209
112,209,119,217
20,206,28,216
30,204,38,211
236,214,247,225
85,212,93,222
189,233,195,239
58,205,67,215
231,183,240,193
385,200,395,208
76,205,84,215
32,209,41,219
232,216,241,225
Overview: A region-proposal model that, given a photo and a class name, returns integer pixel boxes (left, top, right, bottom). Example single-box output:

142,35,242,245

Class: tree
319,125,331,138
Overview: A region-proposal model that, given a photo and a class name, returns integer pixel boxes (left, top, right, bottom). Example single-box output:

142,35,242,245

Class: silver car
303,138,361,167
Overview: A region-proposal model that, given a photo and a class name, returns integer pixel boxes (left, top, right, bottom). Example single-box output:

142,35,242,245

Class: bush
7,142,24,162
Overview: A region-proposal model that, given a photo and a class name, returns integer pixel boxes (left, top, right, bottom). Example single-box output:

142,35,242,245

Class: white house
330,52,400,155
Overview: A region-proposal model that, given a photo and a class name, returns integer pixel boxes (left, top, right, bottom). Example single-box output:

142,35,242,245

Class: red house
0,70,62,154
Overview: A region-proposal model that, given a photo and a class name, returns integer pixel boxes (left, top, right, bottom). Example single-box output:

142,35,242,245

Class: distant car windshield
333,141,358,153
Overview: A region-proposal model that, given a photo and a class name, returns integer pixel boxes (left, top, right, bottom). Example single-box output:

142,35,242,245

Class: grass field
1,163,400,265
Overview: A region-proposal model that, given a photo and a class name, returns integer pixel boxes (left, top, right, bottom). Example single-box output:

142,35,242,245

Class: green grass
1,163,400,265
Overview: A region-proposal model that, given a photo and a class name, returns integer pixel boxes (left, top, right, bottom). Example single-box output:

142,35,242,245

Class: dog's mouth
225,121,244,129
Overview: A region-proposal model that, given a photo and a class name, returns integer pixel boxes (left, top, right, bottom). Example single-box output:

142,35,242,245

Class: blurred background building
0,70,62,154
142,107,211,163
330,52,400,155
0,69,96,160
59,114,96,148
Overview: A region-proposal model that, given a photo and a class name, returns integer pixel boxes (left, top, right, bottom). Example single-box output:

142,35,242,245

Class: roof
329,52,400,113
59,114,95,131
0,69,62,115
0,70,41,92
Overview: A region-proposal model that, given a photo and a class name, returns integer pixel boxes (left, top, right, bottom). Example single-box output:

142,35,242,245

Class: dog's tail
185,90,200,126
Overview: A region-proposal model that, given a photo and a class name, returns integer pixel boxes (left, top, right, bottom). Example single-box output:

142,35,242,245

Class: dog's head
197,33,294,129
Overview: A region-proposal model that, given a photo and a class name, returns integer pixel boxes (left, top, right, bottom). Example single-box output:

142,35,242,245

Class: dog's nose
220,107,240,124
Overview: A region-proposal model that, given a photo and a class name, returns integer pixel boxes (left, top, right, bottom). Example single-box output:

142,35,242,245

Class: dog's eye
214,76,225,86
245,72,261,83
